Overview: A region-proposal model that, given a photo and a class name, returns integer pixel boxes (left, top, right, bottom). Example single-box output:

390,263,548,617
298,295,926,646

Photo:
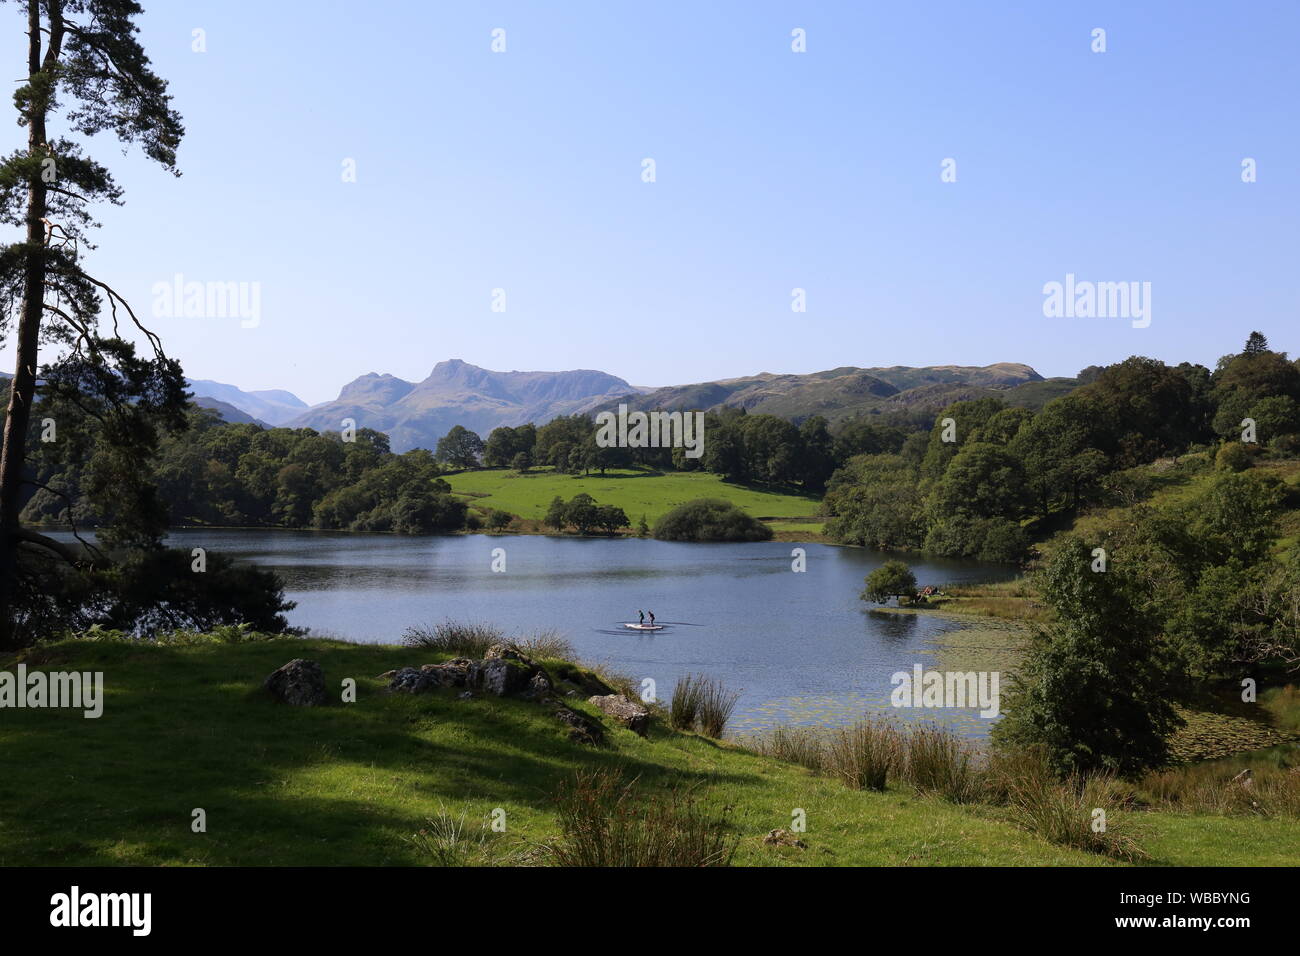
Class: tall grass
402,621,504,658
900,723,979,803
697,677,740,737
993,749,1147,861
670,674,739,737
670,674,703,730
825,720,902,791
546,768,737,867
402,805,491,866
1141,761,1300,817
402,622,575,664
742,725,826,773
516,629,576,662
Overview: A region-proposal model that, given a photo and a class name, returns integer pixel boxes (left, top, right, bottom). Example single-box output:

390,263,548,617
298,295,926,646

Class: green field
444,467,822,526
1,635,1295,866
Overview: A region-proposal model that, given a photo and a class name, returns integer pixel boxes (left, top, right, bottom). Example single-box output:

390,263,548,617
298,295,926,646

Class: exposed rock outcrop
264,659,328,706
387,645,550,700
588,694,650,736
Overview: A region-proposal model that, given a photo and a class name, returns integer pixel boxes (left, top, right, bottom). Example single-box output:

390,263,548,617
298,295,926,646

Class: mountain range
187,359,1077,452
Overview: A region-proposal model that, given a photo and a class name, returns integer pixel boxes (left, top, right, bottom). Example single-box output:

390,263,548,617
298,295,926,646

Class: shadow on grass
0,638,762,865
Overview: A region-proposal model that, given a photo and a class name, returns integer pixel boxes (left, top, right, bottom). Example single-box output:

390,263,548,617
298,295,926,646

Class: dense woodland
11,334,1300,556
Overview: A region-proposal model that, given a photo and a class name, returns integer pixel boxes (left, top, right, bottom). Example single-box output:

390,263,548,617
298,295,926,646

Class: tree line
824,334,1300,563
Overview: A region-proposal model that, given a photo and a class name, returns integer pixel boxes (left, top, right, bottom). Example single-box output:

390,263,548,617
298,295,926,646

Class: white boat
623,623,665,631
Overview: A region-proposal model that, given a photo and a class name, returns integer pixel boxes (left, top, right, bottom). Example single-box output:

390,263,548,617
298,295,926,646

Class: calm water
144,530,1016,739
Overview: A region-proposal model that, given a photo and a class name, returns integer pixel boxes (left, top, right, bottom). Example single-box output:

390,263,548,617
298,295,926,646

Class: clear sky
4,0,1297,405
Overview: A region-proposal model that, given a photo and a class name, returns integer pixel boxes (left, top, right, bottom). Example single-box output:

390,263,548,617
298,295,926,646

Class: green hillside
445,466,822,526
1,635,1293,866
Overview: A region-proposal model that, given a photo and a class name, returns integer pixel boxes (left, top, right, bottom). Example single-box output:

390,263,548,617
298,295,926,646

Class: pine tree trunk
0,0,50,643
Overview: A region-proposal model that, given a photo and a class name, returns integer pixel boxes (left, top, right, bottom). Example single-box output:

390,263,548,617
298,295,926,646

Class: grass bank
0,635,1294,866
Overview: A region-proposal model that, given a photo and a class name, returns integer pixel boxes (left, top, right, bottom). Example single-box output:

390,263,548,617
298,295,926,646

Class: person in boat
638,610,645,625
648,610,655,626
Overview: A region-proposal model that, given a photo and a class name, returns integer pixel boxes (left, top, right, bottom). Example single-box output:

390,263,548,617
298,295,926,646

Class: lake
144,529,1019,740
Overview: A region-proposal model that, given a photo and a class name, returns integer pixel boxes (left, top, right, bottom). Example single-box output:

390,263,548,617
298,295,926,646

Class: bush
1216,441,1254,472
653,498,772,542
546,768,738,867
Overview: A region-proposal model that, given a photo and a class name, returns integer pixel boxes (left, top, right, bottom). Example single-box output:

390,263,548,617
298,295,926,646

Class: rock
762,829,807,849
421,658,472,688
384,646,550,701
550,701,605,745
388,659,474,694
264,659,328,706
588,694,650,736
387,666,435,694
525,669,553,700
470,657,534,697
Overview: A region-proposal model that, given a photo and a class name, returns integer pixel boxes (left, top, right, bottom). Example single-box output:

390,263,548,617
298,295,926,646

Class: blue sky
5,0,1297,404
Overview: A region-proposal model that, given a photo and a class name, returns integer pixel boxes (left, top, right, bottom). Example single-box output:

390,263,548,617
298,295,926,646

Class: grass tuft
546,768,738,867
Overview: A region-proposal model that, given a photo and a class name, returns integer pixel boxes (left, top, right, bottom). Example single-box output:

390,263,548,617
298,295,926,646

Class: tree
594,504,628,533
0,0,187,645
433,425,484,469
544,495,567,531
860,560,916,605
1244,331,1270,355
994,538,1184,775
565,493,598,534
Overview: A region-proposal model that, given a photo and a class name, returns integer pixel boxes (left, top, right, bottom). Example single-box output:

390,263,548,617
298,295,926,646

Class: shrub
1216,441,1254,472
653,498,772,542
546,768,738,867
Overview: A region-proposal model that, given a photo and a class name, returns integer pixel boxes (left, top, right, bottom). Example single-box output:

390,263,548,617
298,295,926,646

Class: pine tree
0,1,186,645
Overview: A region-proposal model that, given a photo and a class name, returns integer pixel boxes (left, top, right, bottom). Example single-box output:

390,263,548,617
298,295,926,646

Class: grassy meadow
1,635,1296,867
444,466,823,530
